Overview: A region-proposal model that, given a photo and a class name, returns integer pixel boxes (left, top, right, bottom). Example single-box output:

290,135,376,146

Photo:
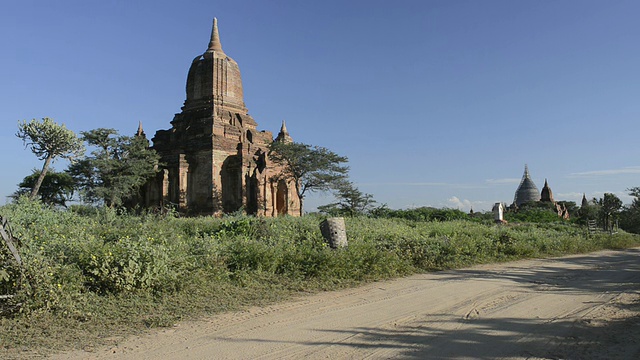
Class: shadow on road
311,312,640,359
431,248,640,295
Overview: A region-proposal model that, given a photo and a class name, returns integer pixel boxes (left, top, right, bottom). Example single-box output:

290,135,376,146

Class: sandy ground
54,248,640,359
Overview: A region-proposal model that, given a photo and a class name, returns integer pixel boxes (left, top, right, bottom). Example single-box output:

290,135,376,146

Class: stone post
493,202,505,224
320,217,347,249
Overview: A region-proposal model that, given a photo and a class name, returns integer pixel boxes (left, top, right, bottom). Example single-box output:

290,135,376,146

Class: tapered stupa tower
181,17,250,116
146,18,300,216
540,179,554,202
275,120,293,143
581,193,589,208
513,165,541,206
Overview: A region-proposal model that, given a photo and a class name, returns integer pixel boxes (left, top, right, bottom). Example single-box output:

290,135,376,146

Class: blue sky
1,0,639,212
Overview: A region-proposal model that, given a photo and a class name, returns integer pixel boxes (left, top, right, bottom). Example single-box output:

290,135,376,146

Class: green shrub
370,206,469,222
1,198,639,355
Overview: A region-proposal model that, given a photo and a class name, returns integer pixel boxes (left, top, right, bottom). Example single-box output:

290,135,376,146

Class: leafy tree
268,141,349,216
68,128,159,208
620,187,640,234
598,193,622,232
13,169,75,207
369,203,391,218
317,180,376,217
16,118,84,200
627,187,640,209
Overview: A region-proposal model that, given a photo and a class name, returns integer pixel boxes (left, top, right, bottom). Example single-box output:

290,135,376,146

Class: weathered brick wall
144,21,300,217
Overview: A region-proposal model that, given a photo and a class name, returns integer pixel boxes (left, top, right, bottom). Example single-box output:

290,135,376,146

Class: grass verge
1,198,639,358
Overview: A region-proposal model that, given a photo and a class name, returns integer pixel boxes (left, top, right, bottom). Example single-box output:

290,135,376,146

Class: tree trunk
29,155,53,200
296,182,304,217
299,196,304,217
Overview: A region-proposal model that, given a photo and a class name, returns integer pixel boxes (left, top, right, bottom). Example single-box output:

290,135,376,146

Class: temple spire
207,18,224,53
136,121,146,138
541,178,554,202
513,164,540,206
581,193,589,208
276,120,293,143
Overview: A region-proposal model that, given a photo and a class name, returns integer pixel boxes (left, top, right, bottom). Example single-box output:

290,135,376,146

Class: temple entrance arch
246,173,259,215
275,179,289,215
221,155,242,213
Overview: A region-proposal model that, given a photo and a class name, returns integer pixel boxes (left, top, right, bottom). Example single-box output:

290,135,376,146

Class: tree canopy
68,128,159,208
268,141,349,216
16,118,84,199
599,192,622,232
318,180,376,217
620,187,640,234
627,187,640,209
13,169,75,207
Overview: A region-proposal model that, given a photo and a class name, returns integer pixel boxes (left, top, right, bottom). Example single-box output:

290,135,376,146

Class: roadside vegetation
2,197,639,357
4,118,640,356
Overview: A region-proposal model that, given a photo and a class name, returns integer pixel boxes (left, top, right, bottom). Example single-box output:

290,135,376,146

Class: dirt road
56,248,640,359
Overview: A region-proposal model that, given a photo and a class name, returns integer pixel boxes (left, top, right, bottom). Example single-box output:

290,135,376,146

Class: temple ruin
513,165,541,207
140,19,300,216
511,165,569,219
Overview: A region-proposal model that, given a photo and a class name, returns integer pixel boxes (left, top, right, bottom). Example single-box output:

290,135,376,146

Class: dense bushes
504,207,565,223
1,198,639,353
2,198,639,313
370,206,470,222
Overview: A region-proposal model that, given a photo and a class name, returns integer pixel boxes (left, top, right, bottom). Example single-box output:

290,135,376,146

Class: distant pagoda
540,179,554,202
512,165,541,207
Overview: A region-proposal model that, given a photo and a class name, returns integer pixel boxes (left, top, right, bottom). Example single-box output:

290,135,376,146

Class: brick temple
140,19,300,216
